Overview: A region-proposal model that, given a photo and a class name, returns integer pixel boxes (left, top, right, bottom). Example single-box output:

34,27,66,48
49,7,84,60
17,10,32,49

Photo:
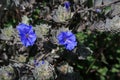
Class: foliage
0,0,120,80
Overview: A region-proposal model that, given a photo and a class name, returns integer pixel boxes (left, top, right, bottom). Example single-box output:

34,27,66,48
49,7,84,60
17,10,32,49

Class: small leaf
21,15,29,24
103,6,112,15
100,76,106,80
101,53,108,64
97,67,108,76
77,64,84,69
111,67,119,73
117,49,120,53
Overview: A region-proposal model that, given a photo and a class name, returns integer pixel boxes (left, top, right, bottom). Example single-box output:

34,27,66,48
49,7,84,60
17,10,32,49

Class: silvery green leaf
0,26,15,40
111,2,120,16
57,27,69,34
0,65,16,80
52,5,73,22
103,0,112,5
34,24,51,39
94,21,105,32
15,55,27,63
50,29,58,44
21,15,29,24
0,33,10,40
105,16,120,33
32,60,56,80
94,0,102,7
105,18,111,31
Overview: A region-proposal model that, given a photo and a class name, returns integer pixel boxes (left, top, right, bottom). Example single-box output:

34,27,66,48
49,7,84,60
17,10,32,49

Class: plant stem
86,58,96,74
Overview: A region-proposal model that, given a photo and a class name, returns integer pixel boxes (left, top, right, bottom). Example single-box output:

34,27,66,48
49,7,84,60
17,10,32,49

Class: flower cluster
34,60,44,67
0,65,15,80
57,31,77,50
52,5,73,22
17,23,37,47
17,23,77,51
32,60,56,80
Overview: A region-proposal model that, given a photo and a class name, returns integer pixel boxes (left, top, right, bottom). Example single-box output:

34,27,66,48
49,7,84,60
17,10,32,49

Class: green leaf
111,67,119,73
103,6,112,15
76,32,87,43
97,67,108,76
87,0,94,7
92,65,98,69
100,76,106,80
101,53,108,64
87,56,95,62
117,49,120,54
77,64,84,69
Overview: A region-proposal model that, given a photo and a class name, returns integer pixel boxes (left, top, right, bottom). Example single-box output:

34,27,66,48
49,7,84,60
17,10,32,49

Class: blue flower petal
57,31,77,50
65,41,77,50
67,34,76,41
29,32,37,42
57,32,65,41
17,23,32,34
65,31,73,36
28,36,36,45
64,1,70,10
17,23,36,47
20,36,29,47
59,40,66,45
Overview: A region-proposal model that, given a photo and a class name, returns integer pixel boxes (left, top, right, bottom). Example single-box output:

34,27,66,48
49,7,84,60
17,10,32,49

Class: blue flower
95,9,101,13
64,1,70,10
57,31,77,50
17,23,37,47
34,60,45,67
